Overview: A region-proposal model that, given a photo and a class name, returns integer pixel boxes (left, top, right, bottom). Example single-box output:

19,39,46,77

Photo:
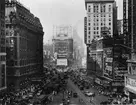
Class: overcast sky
20,0,123,44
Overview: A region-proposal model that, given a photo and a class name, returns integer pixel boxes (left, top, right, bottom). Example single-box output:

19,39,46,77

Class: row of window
0,64,6,88
88,18,112,23
88,22,112,27
88,14,111,20
0,55,6,61
0,46,6,52
88,14,111,18
20,59,42,66
88,31,111,35
88,27,111,31
0,37,6,45
88,4,112,13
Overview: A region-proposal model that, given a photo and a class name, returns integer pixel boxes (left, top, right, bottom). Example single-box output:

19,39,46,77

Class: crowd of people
0,66,69,105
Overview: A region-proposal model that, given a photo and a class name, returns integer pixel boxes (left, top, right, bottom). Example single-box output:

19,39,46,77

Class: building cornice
85,0,115,10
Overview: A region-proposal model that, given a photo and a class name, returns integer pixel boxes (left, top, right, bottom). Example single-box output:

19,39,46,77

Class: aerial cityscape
0,0,136,105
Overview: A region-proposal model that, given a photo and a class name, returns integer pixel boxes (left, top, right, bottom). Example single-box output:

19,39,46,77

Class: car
84,91,95,97
73,93,78,98
79,86,84,90
28,93,33,98
37,92,41,96
112,101,119,105
22,95,28,99
28,104,33,105
37,90,42,96
85,85,90,89
100,101,109,105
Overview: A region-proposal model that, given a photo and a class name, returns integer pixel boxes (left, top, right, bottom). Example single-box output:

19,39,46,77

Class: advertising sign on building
96,51,103,70
126,77,136,93
95,78,101,85
57,59,67,66
103,48,113,79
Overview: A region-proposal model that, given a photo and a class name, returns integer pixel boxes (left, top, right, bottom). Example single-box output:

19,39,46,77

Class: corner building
0,0,7,92
124,0,136,103
5,0,44,91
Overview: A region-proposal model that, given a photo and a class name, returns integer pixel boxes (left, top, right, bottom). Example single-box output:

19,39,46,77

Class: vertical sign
103,47,113,79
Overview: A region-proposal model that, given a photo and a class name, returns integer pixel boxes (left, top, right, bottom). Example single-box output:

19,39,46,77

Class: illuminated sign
57,59,67,66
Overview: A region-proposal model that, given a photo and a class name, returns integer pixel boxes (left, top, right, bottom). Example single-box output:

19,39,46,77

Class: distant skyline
20,0,123,44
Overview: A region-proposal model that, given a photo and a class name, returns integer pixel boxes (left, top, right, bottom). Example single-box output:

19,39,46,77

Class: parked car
84,91,95,97
28,93,33,98
73,92,78,98
100,101,111,105
37,92,41,96
111,101,119,105
79,86,84,90
22,95,28,99
85,85,90,89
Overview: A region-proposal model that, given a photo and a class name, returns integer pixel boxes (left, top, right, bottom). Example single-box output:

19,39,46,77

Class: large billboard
57,59,67,66
103,47,113,79
125,76,136,94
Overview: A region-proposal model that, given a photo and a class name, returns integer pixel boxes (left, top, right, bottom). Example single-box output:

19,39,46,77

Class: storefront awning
127,60,136,63
125,87,136,95
99,76,112,81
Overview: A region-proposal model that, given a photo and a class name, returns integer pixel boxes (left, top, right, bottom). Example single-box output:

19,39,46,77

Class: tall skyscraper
0,0,7,92
85,0,117,44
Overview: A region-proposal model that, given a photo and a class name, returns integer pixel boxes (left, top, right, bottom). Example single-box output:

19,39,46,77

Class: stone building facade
5,0,44,91
0,0,7,92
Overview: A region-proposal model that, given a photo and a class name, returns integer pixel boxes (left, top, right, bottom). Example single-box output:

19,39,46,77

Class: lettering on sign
106,58,113,62
106,48,112,54
126,78,136,88
95,78,101,84
105,66,112,71
112,82,123,86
